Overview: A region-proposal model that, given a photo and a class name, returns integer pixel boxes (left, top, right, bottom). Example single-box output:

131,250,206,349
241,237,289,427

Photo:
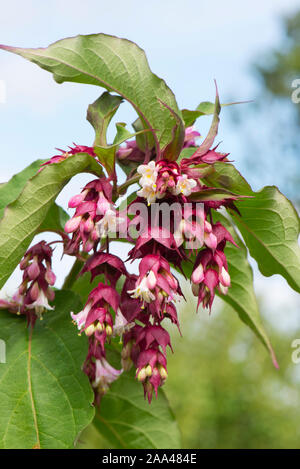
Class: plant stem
62,258,84,290
117,174,139,195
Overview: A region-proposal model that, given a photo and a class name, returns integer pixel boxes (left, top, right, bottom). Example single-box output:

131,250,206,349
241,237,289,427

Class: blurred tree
165,296,300,449
256,10,300,111
229,8,300,203
78,290,300,449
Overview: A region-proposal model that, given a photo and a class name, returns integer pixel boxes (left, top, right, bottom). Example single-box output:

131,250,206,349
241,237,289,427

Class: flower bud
85,324,95,336
191,264,204,284
96,322,104,332
20,255,30,270
83,217,94,233
27,260,40,280
137,367,147,382
220,267,231,287
159,366,168,380
68,190,88,208
45,268,56,286
146,270,157,290
30,282,40,301
65,216,82,233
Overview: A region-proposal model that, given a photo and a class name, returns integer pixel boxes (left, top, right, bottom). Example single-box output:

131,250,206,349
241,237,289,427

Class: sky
0,0,300,336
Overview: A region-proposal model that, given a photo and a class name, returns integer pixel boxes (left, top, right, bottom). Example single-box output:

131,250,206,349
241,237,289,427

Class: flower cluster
39,144,96,171
64,177,124,255
0,241,56,326
70,252,131,402
119,255,181,402
4,116,239,404
137,160,197,204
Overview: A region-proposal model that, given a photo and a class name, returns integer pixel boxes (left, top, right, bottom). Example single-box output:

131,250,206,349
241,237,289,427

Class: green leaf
95,123,151,178
38,202,69,234
0,153,102,289
204,162,254,196
0,290,94,449
182,100,251,127
1,34,185,158
190,84,221,159
180,213,277,367
93,370,181,449
87,91,123,146
0,160,45,220
215,213,277,366
157,99,185,161
231,186,300,293
132,117,148,151
189,187,244,202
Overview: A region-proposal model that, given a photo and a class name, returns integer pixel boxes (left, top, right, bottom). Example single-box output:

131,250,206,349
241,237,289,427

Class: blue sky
0,0,300,334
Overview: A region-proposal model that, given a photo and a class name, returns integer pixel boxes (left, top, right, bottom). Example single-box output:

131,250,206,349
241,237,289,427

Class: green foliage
166,299,300,449
0,291,94,449
0,160,45,219
204,163,300,293
93,370,181,449
87,92,123,147
232,186,300,293
0,153,102,289
180,212,277,366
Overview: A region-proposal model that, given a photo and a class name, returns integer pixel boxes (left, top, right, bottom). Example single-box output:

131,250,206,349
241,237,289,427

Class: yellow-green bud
85,324,95,336
137,367,147,382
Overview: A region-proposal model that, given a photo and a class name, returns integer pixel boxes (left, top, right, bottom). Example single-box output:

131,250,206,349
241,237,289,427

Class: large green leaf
0,290,94,449
0,153,102,289
204,162,254,196
94,122,151,178
87,91,123,147
0,34,184,158
93,370,181,449
0,159,45,220
38,202,69,234
215,214,277,365
232,186,300,293
180,214,277,366
204,165,300,292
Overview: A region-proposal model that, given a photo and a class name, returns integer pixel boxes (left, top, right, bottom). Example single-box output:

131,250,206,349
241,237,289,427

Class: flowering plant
0,34,299,449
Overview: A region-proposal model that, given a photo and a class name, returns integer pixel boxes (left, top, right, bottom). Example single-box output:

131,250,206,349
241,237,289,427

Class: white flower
27,290,54,317
219,267,231,287
96,209,124,238
93,357,123,392
113,308,135,337
71,302,92,330
137,161,158,188
137,184,158,205
172,174,197,196
128,276,156,303
96,192,112,216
